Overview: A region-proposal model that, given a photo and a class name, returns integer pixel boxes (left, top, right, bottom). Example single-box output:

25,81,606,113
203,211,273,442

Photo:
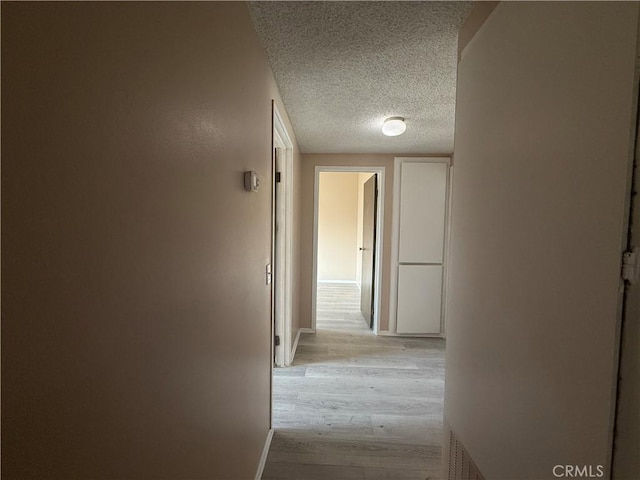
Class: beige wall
2,3,301,479
445,2,639,479
317,172,359,281
456,1,498,61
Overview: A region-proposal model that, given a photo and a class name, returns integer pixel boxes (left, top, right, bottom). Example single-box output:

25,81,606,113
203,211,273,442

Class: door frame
388,156,452,336
272,103,294,367
311,166,385,334
610,54,640,475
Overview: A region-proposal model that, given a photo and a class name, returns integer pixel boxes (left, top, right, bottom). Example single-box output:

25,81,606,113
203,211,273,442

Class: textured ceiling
249,1,473,154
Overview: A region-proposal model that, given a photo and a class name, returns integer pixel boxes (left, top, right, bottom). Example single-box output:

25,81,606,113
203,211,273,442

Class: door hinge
275,172,282,183
274,335,280,346
622,248,639,284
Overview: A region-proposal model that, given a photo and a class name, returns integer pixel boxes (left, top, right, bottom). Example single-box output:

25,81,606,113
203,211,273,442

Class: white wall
445,3,639,479
318,172,359,281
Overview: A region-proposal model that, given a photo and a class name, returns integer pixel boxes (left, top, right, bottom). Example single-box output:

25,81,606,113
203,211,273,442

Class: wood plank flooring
262,283,446,480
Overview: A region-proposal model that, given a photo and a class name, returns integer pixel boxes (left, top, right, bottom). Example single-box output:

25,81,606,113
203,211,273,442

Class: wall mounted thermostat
244,171,259,192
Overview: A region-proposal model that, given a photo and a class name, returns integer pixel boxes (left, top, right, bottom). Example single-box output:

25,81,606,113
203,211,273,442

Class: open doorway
311,166,385,334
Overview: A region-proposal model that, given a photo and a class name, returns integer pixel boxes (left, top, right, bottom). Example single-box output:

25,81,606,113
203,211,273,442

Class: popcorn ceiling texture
249,1,472,154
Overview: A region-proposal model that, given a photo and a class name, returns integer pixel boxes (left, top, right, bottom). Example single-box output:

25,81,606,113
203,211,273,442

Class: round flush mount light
381,116,406,136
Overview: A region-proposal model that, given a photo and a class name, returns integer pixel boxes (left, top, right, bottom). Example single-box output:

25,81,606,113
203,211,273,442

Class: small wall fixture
382,117,406,136
244,171,259,192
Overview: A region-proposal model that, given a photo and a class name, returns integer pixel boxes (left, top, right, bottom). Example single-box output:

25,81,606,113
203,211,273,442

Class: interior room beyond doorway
315,170,380,332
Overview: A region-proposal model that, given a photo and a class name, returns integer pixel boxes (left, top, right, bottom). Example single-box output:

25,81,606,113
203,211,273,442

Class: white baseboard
317,280,358,284
376,330,445,339
290,328,302,362
375,330,394,336
255,428,274,480
290,328,315,364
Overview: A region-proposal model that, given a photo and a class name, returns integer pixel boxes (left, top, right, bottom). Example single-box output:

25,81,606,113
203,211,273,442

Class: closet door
396,161,448,334
397,265,443,334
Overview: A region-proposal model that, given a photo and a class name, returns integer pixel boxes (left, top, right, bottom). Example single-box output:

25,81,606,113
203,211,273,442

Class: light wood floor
262,283,446,480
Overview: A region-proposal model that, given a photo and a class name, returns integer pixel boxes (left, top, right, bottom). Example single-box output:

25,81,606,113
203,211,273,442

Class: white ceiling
249,1,473,154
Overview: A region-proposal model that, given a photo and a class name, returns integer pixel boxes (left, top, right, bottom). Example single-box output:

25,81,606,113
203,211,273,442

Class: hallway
263,283,446,480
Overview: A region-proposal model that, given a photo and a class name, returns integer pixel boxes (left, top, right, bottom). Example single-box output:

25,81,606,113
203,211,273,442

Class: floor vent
446,428,485,480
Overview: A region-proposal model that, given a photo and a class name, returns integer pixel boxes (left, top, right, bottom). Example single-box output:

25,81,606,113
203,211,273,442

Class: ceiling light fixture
381,117,406,136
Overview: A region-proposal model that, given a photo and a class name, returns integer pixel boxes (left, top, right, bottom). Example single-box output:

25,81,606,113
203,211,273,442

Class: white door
397,264,443,334
395,160,449,334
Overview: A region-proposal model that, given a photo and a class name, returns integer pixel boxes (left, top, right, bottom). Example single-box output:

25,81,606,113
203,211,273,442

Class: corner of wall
457,1,499,62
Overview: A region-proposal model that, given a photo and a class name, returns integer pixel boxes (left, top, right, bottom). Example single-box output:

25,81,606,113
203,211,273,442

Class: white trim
317,280,358,284
273,104,294,368
290,328,302,362
389,159,402,334
290,327,314,363
312,165,385,334
377,330,446,339
389,157,451,334
254,428,274,480
441,164,454,339
311,170,319,332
